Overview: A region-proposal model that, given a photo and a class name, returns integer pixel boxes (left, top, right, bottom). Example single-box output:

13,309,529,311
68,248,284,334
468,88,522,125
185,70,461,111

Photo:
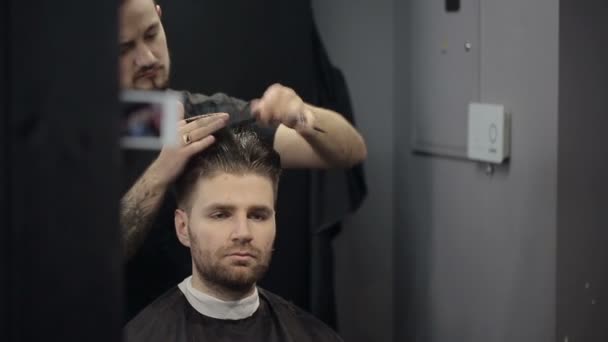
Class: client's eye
248,212,269,222
210,211,230,220
144,31,157,41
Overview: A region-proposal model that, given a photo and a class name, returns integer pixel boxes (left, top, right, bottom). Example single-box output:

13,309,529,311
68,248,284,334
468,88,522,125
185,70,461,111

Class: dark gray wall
557,1,608,341
312,0,395,341
396,1,560,341
312,1,608,341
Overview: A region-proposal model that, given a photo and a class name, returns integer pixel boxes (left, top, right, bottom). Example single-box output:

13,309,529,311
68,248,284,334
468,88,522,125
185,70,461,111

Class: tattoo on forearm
120,176,165,259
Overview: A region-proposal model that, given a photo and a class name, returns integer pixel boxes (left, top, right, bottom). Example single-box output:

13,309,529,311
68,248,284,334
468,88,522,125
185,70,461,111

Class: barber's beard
151,79,169,90
134,75,169,90
133,68,170,90
154,73,170,90
191,238,272,295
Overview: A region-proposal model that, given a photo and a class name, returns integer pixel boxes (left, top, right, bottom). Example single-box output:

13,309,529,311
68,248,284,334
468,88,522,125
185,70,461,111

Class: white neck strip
178,276,260,320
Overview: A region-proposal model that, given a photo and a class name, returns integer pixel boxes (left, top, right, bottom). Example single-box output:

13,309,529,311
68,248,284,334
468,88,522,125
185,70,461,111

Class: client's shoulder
124,287,187,341
258,288,344,342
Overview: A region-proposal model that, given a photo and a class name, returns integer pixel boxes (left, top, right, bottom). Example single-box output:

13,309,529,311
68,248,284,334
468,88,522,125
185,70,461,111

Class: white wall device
467,103,511,163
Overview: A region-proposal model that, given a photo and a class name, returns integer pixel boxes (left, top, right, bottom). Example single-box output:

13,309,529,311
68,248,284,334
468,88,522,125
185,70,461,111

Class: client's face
184,173,276,293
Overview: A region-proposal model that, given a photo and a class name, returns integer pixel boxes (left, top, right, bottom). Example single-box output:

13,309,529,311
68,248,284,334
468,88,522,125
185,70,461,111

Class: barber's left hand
250,83,316,133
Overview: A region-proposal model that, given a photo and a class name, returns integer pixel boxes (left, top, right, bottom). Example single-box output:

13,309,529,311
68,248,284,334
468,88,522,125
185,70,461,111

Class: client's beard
196,254,270,294
192,241,272,295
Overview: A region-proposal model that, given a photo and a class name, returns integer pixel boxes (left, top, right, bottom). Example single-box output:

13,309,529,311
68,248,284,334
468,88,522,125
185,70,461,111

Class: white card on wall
467,102,510,163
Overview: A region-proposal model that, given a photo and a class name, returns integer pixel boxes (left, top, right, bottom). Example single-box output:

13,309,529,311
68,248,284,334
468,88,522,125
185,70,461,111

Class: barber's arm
251,83,367,169
120,109,229,259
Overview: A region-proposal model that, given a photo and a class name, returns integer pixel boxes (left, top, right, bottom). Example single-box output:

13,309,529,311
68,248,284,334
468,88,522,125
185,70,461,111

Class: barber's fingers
252,98,286,127
181,113,229,135
250,84,284,123
177,101,185,121
252,97,304,128
251,84,304,128
183,135,216,157
180,113,230,131
177,101,186,127
249,99,266,123
185,118,227,143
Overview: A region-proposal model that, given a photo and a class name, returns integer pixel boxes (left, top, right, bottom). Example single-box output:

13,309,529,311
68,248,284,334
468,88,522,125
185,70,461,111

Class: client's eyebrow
205,204,273,214
206,204,236,211
249,206,274,215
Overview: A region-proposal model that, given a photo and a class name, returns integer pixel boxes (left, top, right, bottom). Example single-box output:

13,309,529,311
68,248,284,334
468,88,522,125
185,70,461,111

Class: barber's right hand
149,102,229,185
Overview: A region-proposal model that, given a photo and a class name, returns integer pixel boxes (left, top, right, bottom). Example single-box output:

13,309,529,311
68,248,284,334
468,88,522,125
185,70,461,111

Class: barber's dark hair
174,126,281,210
120,0,156,6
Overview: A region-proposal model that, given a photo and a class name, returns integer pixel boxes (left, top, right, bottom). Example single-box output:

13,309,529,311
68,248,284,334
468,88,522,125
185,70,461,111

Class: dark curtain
0,0,122,341
308,24,368,329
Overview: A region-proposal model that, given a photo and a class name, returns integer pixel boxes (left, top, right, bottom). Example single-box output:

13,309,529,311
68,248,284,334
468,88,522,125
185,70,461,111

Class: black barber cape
124,287,343,342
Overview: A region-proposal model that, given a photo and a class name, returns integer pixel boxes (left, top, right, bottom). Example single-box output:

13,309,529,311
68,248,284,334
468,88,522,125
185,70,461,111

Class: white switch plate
467,103,511,163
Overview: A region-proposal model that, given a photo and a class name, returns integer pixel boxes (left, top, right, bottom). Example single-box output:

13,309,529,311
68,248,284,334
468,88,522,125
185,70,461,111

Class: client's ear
174,209,191,247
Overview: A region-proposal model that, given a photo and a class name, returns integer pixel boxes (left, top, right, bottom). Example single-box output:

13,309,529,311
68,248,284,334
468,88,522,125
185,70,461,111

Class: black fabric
309,23,368,217
2,0,122,340
123,91,277,321
125,287,343,342
308,21,368,328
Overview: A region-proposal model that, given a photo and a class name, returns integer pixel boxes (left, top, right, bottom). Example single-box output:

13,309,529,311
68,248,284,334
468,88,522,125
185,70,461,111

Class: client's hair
174,126,281,210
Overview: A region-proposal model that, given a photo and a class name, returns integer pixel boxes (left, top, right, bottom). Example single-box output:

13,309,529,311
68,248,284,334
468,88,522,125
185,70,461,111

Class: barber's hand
149,101,229,185
250,83,316,134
